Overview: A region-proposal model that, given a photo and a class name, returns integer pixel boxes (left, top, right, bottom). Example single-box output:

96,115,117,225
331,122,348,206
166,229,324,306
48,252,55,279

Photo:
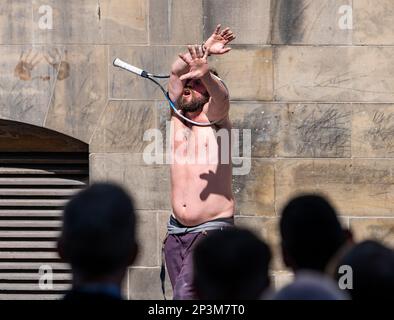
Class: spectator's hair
58,182,138,277
334,240,394,300
193,227,271,300
280,194,347,272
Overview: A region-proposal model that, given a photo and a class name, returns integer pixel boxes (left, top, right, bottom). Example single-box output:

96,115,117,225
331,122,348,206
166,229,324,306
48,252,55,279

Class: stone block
0,46,57,126
350,218,394,248
229,102,283,158
272,0,352,44
203,0,271,45
353,0,394,45
274,46,394,102
352,104,394,157
90,100,157,153
32,0,148,44
278,103,352,157
90,153,171,210
0,0,32,44
150,0,203,44
128,267,172,300
211,47,273,101
134,211,159,267
275,159,394,216
233,159,275,216
45,46,108,143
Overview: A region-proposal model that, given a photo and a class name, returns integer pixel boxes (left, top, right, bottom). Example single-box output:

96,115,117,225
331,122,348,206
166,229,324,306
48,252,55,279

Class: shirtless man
163,25,236,299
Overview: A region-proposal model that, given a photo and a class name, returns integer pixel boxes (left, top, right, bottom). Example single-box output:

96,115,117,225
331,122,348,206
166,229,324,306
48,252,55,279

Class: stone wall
1,0,393,299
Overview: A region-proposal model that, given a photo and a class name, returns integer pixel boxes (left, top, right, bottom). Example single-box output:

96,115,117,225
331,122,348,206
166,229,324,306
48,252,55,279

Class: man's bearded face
179,79,210,112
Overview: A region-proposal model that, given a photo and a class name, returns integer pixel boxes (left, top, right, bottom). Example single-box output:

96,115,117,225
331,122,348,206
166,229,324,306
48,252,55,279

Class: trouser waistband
167,215,234,235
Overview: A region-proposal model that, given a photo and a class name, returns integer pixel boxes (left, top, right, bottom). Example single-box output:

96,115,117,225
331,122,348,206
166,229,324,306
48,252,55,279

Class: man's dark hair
209,68,219,77
58,182,137,277
280,194,347,272
193,227,271,300
334,240,394,300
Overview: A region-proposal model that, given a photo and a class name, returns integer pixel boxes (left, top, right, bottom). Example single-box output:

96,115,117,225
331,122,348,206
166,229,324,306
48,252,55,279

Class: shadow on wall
274,0,304,43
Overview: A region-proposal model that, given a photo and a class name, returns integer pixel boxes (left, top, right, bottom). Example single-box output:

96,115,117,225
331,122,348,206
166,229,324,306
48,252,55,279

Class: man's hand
178,45,210,81
204,24,236,55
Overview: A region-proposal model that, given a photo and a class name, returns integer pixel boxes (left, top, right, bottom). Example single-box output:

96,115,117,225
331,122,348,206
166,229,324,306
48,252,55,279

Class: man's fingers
192,45,198,59
203,46,210,59
195,44,202,58
214,24,221,35
178,53,190,64
227,35,236,43
188,45,197,59
220,27,231,37
224,32,234,39
221,47,232,54
179,72,194,81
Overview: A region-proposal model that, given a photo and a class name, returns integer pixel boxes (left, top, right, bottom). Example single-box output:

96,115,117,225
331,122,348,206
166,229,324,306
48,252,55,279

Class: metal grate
0,152,89,300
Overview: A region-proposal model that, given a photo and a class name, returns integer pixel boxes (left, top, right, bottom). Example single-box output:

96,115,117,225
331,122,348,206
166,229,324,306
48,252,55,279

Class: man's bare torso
170,112,234,226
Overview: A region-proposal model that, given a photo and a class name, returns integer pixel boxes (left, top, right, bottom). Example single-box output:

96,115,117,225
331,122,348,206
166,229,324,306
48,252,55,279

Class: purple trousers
163,231,208,300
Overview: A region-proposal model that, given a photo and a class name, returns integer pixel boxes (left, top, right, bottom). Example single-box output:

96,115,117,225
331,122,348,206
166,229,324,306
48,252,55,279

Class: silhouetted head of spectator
334,240,394,300
58,182,138,285
193,227,272,300
273,270,349,300
280,194,351,273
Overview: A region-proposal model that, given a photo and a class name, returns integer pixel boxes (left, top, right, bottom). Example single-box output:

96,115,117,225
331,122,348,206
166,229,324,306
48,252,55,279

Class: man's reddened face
183,79,209,99
180,79,210,112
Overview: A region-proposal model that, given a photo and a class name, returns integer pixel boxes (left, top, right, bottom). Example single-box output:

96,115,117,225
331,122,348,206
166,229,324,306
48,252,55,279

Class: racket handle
113,58,148,78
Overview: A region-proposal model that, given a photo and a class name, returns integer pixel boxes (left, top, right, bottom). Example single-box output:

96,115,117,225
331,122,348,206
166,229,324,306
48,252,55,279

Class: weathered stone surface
276,159,352,216
235,216,283,270
158,211,171,257
0,0,32,44
275,159,394,216
90,100,157,153
350,159,394,216
272,0,352,45
211,48,273,101
134,211,159,267
279,103,352,157
274,46,394,102
0,46,57,126
233,159,275,216
203,0,271,45
32,0,148,44
128,267,173,300
100,0,148,44
352,104,394,157
156,100,171,146
90,153,171,210
110,46,182,100
230,103,283,158
45,46,107,143
350,218,394,248
353,0,394,45
150,0,203,44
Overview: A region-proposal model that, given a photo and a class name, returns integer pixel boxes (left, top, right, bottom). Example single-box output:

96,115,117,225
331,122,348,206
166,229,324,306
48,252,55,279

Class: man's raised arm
168,53,189,104
168,24,236,117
